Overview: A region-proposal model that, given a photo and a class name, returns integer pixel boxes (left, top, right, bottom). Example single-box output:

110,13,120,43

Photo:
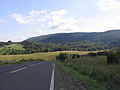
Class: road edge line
50,63,55,90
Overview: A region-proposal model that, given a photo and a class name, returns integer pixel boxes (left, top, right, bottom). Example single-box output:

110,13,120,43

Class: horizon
1,29,120,42
0,0,120,41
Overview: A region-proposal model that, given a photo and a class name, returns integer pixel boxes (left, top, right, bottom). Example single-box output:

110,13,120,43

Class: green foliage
57,61,107,90
0,42,10,47
88,51,110,57
21,41,109,54
107,52,120,64
56,53,69,62
57,52,120,90
0,41,111,55
0,44,25,55
56,53,81,62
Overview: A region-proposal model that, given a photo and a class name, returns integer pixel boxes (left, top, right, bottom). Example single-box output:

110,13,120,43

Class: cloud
48,10,80,31
12,9,81,33
98,0,120,12
11,8,120,36
79,8,120,32
0,19,7,23
12,14,27,24
50,9,68,15
88,0,120,32
30,9,47,16
49,16,80,31
11,9,48,24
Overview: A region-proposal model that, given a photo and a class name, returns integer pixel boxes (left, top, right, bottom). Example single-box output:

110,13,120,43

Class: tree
8,40,12,44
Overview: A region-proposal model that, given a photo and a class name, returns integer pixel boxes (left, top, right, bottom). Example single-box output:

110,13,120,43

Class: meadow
0,51,100,61
0,44,25,55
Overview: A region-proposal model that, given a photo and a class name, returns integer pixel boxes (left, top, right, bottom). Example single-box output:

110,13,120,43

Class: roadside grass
59,56,120,90
0,51,100,61
57,61,107,90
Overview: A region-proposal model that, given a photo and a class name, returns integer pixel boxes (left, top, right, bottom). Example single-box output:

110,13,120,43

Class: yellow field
0,51,103,61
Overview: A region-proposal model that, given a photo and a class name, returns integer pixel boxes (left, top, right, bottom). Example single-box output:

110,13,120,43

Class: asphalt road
0,61,55,90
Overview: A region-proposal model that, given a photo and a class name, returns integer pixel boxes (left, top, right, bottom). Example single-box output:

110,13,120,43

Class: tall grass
64,56,120,90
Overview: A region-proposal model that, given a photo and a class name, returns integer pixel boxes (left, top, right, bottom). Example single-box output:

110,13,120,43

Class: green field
0,44,25,55
0,51,101,61
0,44,25,50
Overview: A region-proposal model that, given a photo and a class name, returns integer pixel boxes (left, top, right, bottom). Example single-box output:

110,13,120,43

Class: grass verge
57,61,107,90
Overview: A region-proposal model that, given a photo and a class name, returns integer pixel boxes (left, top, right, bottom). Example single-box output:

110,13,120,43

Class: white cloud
12,13,27,24
30,9,47,16
11,9,48,24
11,8,120,36
49,16,80,31
0,19,7,23
50,9,68,15
12,9,81,34
79,9,120,32
98,0,120,12
88,0,120,32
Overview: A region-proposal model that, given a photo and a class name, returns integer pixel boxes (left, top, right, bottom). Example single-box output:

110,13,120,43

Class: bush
70,54,81,59
56,53,69,62
107,53,120,64
88,52,97,56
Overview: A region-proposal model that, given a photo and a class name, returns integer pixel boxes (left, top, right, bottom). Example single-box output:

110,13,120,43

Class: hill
0,44,25,55
26,30,120,44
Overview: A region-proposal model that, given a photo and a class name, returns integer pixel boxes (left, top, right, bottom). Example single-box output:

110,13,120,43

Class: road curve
0,61,55,90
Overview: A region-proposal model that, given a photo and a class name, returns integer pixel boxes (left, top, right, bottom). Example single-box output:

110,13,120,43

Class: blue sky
0,0,120,41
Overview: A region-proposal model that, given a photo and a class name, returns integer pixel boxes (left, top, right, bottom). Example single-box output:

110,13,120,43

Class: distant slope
26,30,120,43
0,44,25,55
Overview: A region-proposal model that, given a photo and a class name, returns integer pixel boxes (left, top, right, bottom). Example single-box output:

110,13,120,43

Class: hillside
26,30,120,44
0,44,25,55
0,30,120,55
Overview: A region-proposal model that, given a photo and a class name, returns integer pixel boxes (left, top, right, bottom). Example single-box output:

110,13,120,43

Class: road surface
0,61,55,90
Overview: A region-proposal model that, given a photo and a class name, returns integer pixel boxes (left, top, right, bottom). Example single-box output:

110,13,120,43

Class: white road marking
30,64,37,67
50,63,55,90
10,67,27,73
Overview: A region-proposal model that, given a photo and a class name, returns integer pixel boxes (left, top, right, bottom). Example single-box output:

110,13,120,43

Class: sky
0,0,120,42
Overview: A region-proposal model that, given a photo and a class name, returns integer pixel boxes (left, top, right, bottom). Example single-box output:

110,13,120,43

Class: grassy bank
0,51,100,61
57,61,107,90
57,55,120,90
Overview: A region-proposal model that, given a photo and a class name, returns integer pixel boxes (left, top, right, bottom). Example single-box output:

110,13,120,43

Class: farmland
0,51,99,61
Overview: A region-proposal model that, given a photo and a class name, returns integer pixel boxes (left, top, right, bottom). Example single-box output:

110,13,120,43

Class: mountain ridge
26,30,120,44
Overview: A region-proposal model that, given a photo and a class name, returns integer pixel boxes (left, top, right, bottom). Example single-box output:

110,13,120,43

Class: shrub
70,54,81,59
107,53,120,64
88,52,97,56
56,53,69,62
